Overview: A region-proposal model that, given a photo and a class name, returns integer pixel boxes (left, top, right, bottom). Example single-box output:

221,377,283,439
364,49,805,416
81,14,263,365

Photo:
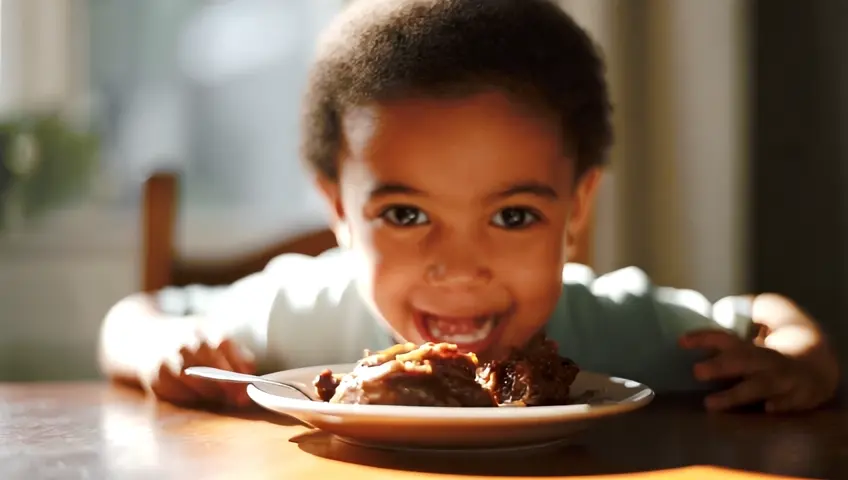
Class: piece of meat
312,335,580,407
314,342,497,407
477,334,579,406
313,369,342,402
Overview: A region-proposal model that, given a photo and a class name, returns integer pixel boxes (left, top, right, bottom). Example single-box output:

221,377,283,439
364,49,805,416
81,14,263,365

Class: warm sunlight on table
0,382,842,479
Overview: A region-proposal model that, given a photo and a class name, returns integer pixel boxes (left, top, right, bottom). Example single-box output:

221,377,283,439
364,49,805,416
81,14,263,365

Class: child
98,0,838,413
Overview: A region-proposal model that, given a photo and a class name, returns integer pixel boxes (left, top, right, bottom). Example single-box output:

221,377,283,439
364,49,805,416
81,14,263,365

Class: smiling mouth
413,311,508,352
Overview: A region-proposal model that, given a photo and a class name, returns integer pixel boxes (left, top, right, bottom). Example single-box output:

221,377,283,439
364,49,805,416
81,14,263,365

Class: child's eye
491,207,540,229
380,205,430,227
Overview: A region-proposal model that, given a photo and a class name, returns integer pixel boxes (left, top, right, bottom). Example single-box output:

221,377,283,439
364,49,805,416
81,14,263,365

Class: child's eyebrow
366,181,559,201
367,182,424,200
489,182,559,201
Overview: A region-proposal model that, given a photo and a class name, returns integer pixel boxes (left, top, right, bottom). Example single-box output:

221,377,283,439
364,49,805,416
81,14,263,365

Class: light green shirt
157,248,752,393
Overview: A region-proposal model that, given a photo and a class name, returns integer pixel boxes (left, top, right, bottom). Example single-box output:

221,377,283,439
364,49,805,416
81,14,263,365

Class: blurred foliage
0,113,99,230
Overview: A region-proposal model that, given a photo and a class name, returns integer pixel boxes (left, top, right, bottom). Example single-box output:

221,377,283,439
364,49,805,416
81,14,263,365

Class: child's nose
425,261,492,287
423,230,492,287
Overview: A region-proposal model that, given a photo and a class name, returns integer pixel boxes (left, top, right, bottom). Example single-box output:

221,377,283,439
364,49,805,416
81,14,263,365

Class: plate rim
246,363,655,422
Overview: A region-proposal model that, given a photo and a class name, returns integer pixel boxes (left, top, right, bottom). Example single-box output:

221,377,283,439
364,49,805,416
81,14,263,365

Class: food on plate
313,342,497,406
477,334,579,406
312,334,579,407
313,370,345,402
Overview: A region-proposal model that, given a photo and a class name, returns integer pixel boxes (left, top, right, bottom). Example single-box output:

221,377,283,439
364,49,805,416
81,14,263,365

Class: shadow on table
291,429,669,477
222,410,308,427
204,406,313,428
145,397,311,428
290,395,843,478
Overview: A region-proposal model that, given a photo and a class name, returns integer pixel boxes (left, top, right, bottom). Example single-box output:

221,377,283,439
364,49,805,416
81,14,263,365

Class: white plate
247,363,654,450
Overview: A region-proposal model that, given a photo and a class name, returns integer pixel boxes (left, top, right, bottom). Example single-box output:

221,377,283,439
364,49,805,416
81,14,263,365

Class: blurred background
0,0,844,381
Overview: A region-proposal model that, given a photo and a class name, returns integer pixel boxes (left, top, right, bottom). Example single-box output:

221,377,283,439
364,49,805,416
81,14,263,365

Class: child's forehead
338,91,576,193
341,90,573,155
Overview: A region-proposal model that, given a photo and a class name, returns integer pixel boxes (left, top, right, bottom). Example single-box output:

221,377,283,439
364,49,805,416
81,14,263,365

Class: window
87,0,345,256
0,0,346,381
1,0,345,256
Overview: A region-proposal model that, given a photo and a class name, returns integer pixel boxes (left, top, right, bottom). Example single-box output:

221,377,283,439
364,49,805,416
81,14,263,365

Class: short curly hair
301,0,613,182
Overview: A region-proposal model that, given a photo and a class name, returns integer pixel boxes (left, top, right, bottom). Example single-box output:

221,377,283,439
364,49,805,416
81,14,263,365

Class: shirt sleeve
149,270,283,366
155,284,231,317
191,249,385,373
150,249,386,374
548,264,754,393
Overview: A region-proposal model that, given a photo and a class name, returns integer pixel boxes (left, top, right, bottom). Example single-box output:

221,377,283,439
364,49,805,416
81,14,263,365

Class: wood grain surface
0,383,844,479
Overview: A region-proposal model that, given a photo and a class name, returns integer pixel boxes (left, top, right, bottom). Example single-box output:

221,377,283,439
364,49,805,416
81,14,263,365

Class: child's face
319,90,599,359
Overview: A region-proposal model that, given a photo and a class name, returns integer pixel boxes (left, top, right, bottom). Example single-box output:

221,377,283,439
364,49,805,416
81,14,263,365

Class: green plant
0,113,99,230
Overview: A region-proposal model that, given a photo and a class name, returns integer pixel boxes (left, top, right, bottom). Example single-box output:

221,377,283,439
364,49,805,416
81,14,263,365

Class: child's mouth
413,310,507,353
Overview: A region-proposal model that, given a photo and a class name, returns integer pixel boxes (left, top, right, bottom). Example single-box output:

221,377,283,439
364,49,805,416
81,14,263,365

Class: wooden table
0,383,845,480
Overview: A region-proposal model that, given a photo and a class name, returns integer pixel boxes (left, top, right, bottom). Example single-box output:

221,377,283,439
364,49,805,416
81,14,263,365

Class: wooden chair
141,171,593,292
141,171,338,292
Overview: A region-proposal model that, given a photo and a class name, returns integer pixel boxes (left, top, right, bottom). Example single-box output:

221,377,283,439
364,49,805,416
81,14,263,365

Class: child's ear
566,167,603,258
315,174,352,248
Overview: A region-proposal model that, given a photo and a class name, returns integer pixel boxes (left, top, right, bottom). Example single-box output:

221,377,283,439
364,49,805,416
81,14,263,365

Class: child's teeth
426,316,495,344
474,316,492,327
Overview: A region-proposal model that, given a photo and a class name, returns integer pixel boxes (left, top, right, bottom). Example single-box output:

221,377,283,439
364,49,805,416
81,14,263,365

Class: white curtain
0,0,88,117
562,0,750,301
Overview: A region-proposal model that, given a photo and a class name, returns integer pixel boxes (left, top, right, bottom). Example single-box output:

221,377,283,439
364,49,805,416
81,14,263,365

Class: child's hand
680,329,835,413
146,339,256,408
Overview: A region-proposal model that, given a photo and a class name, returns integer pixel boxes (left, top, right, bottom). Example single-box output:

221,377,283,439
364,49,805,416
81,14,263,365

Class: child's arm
98,291,255,407
97,249,363,408
680,293,839,412
556,265,838,412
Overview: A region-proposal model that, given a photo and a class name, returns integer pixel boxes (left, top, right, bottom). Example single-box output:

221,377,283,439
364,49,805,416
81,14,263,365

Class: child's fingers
765,369,830,413
197,341,240,373
693,345,782,381
704,372,793,411
679,329,742,351
198,342,249,406
693,351,747,381
211,354,251,407
184,341,253,408
214,341,255,408
178,345,226,400
218,339,255,374
234,389,253,408
150,363,201,405
765,394,801,413
765,385,819,413
704,377,769,411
